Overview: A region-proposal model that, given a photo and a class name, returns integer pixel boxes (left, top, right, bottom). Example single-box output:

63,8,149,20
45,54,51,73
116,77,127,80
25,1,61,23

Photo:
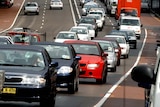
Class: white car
69,26,91,41
88,7,106,24
87,14,104,31
0,35,14,44
24,2,39,15
54,31,79,43
104,35,130,59
50,0,63,10
78,23,95,39
118,15,143,39
81,1,100,16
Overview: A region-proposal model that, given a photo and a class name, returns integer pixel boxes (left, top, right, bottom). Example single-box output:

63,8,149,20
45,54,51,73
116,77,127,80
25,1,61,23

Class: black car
108,29,130,44
119,30,137,49
0,44,58,107
32,42,81,94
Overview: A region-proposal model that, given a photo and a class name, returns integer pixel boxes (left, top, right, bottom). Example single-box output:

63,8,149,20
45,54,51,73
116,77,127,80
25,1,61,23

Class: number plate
2,88,16,94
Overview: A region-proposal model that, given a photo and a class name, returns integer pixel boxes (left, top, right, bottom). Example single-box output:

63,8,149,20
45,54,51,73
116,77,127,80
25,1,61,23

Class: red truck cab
115,0,141,20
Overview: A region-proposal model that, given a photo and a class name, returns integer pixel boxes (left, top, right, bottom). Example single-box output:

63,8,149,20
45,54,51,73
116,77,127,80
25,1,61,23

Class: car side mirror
50,62,58,68
75,56,81,60
102,52,108,57
131,64,155,87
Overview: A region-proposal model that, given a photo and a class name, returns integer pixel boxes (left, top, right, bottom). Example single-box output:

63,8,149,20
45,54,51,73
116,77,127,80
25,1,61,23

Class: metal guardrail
149,0,160,17
0,70,5,94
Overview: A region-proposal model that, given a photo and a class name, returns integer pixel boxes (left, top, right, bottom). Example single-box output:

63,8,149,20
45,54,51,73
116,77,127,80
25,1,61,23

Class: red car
94,37,122,66
64,40,108,84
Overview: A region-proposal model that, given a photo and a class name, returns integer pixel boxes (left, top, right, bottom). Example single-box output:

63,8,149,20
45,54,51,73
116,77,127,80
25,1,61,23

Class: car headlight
21,75,46,86
87,64,99,69
57,66,73,74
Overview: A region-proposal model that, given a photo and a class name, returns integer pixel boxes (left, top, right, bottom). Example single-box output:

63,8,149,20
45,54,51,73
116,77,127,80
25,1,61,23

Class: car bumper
56,74,74,88
0,86,48,102
50,5,63,8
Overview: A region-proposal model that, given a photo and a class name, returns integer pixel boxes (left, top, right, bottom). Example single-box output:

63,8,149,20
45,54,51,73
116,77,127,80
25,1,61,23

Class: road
0,0,160,107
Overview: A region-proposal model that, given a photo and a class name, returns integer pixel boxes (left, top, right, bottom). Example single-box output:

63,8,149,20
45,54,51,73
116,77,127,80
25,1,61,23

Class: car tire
68,79,76,94
134,44,137,49
40,94,56,107
111,66,116,72
117,59,120,66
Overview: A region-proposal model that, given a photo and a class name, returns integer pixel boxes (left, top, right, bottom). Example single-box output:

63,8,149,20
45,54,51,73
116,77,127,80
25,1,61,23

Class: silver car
92,39,117,72
24,2,39,15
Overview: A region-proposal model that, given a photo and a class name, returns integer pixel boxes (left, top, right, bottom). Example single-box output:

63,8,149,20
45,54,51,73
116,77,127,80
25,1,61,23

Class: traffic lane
12,0,46,33
102,13,160,107
0,0,23,33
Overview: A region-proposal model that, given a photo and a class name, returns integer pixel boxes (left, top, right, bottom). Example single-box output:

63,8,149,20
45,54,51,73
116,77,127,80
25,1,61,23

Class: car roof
32,41,72,47
64,40,99,45
120,16,140,20
0,44,46,52
58,31,77,34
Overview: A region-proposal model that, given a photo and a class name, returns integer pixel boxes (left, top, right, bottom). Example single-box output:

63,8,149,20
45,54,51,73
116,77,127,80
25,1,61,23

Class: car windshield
98,42,114,52
39,45,71,59
11,34,38,43
106,37,125,44
72,44,100,55
26,3,37,7
57,33,77,39
0,49,45,68
70,28,87,34
80,18,95,24
121,19,140,26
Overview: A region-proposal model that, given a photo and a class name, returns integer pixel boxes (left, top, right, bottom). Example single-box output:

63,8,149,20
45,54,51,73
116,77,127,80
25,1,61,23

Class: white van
131,48,160,107
118,15,143,39
105,0,117,15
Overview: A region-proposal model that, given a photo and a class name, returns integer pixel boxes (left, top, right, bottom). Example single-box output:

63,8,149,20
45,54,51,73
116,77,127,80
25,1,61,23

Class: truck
115,0,141,20
105,0,118,16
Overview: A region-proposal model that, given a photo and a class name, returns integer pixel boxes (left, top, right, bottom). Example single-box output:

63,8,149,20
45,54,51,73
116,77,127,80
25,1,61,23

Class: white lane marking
70,0,148,106
69,0,77,26
0,0,26,33
94,29,148,107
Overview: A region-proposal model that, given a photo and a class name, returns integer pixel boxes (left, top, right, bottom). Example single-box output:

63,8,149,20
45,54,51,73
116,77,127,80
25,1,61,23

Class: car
78,23,96,39
104,35,130,59
69,26,91,41
0,0,14,8
117,15,143,39
24,2,39,15
0,44,58,107
79,0,94,7
94,37,122,66
54,31,79,43
0,35,14,44
7,32,41,45
32,42,81,94
119,30,137,49
92,39,117,72
88,7,106,24
87,14,104,31
64,40,108,84
81,1,100,16
50,0,63,10
108,29,130,43
77,16,98,36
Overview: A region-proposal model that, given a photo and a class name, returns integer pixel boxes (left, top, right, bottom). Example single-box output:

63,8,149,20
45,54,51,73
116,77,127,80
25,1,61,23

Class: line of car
0,0,143,107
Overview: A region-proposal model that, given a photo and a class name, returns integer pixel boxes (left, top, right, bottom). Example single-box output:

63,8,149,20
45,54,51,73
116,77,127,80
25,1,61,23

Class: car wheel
111,66,116,72
75,78,79,92
117,58,120,66
36,12,39,15
68,79,76,94
134,44,137,49
40,94,56,107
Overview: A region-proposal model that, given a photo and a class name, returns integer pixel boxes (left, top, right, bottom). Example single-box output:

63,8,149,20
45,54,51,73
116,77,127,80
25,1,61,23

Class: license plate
2,88,16,94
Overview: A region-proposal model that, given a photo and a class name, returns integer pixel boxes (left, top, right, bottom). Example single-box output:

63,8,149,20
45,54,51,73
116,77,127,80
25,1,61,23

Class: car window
40,45,71,59
72,44,100,55
0,49,45,68
121,19,140,26
70,28,87,34
99,42,114,52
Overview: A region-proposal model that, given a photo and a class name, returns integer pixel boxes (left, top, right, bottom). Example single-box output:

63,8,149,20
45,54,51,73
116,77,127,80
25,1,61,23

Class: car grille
80,63,86,67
